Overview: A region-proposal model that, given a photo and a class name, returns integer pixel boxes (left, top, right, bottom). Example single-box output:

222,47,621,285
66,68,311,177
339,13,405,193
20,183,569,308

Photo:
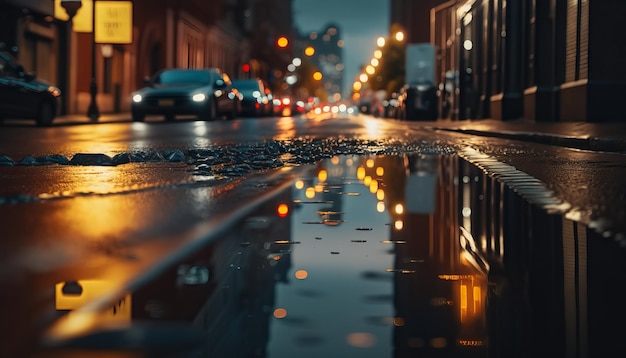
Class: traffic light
241,63,250,73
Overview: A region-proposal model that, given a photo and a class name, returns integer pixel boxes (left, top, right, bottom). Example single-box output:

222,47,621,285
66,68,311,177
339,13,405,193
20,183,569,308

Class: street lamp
87,0,99,121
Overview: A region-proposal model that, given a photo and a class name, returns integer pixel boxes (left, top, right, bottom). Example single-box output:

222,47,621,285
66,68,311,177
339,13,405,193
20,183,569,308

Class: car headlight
132,94,143,103
192,93,207,102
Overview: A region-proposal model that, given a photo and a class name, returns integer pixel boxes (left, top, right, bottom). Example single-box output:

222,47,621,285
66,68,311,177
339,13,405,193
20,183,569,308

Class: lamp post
87,0,99,121
60,0,82,117
60,0,82,20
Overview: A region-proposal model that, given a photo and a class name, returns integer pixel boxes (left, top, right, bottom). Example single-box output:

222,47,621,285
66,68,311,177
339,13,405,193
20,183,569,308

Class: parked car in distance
131,68,240,122
397,83,438,121
0,48,61,126
231,78,270,117
381,92,401,119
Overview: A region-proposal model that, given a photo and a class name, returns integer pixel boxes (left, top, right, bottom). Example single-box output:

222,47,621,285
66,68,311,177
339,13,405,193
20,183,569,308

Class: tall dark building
390,0,448,43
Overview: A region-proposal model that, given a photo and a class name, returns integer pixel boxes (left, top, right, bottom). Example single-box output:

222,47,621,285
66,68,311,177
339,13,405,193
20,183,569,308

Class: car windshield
232,80,260,90
156,70,212,85
0,51,21,76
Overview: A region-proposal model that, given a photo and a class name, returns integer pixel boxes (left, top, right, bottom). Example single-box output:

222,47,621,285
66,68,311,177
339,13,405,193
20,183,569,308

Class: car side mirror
15,65,26,76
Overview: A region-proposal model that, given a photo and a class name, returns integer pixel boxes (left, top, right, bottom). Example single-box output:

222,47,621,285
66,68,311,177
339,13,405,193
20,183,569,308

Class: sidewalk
426,118,626,153
52,112,626,153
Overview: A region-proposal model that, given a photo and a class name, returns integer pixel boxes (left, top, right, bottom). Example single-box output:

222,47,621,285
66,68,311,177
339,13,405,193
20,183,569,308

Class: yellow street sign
95,1,133,44
54,0,133,43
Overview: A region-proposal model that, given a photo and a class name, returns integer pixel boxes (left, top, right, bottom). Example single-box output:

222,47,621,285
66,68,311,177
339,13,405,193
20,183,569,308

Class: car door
1,63,39,119
0,59,22,117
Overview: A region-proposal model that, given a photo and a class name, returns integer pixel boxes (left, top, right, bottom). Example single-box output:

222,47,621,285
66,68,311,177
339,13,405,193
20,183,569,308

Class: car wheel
198,98,217,121
36,101,54,126
132,112,145,122
226,102,237,120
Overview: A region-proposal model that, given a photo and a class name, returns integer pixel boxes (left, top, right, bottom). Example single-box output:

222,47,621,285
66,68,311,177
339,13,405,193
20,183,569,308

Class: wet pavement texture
3,151,624,357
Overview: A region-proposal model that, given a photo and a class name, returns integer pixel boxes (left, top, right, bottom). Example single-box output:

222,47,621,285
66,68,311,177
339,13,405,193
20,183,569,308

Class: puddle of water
37,152,626,357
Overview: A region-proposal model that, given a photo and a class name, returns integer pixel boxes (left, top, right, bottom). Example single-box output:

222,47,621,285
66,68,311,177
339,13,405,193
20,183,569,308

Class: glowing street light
304,46,315,56
277,36,289,48
376,37,386,47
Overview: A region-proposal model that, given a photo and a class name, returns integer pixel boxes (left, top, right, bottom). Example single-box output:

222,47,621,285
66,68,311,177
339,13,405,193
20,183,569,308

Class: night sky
292,0,390,95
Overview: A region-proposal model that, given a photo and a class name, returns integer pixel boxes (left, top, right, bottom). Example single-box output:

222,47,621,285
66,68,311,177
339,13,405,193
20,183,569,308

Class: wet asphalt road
1,112,625,236
1,112,626,356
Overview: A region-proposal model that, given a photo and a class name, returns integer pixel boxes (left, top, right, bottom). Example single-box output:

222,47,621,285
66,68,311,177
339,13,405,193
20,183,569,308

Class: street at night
2,0,626,357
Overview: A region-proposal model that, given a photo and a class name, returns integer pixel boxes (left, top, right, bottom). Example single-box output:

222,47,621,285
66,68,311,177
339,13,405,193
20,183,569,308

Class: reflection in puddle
40,152,626,357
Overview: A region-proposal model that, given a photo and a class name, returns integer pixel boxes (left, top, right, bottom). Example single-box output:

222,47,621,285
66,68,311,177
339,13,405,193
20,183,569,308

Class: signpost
57,0,132,120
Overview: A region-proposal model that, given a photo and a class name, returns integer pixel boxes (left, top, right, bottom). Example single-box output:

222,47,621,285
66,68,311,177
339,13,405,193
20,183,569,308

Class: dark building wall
431,0,626,123
132,0,169,89
391,0,448,43
560,0,626,122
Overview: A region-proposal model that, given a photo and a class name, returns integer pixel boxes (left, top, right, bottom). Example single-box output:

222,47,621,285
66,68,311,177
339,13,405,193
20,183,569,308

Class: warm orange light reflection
50,280,132,340
431,337,447,348
376,166,384,176
346,332,376,348
393,317,405,326
274,308,287,319
369,179,378,193
460,284,468,322
394,203,404,214
474,286,481,312
305,187,316,198
277,203,289,217
295,180,304,189
376,189,385,200
295,269,308,279
366,159,375,168
357,166,366,180
376,201,385,212
394,220,404,230
318,169,328,182
274,117,296,140
363,175,372,186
